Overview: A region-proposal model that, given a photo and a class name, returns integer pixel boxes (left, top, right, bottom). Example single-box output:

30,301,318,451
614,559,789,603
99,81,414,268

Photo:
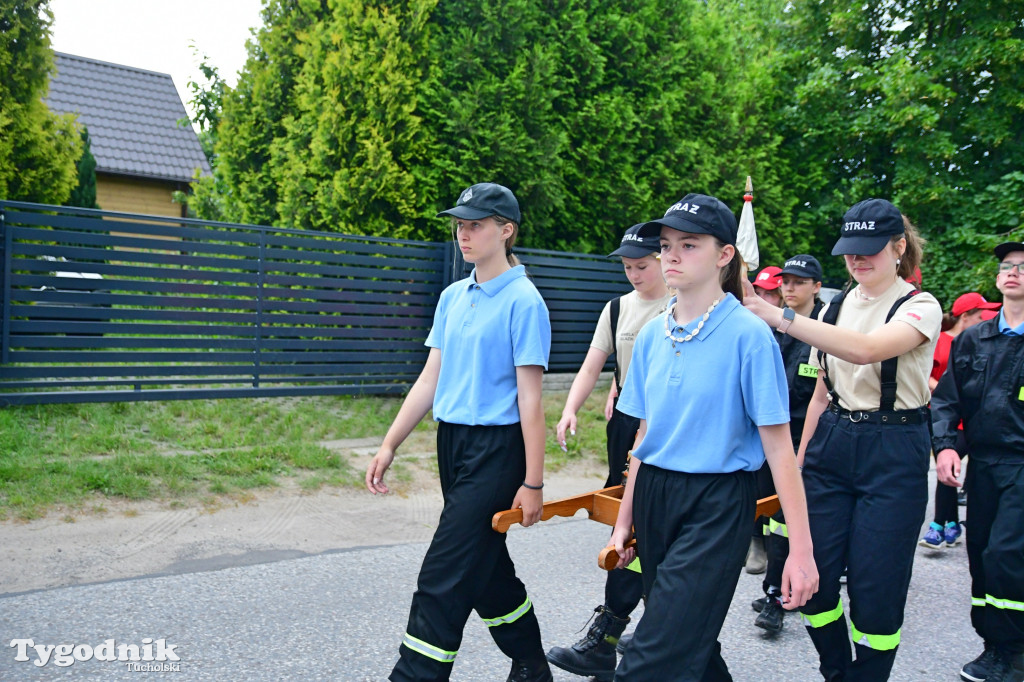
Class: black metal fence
0,201,631,405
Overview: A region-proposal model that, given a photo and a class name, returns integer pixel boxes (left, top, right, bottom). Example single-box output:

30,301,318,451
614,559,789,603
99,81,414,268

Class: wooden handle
491,486,624,533
755,494,781,519
599,538,637,571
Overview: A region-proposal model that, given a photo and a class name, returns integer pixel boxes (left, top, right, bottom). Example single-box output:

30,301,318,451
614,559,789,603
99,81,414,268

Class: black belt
826,404,929,425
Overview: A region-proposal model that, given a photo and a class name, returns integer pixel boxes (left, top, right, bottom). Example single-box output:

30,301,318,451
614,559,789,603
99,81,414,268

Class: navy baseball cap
437,183,521,223
995,241,1024,261
831,199,905,256
781,254,824,281
638,193,738,246
609,224,660,258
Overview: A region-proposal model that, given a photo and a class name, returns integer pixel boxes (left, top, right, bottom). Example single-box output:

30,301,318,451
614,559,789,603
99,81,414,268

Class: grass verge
0,387,608,521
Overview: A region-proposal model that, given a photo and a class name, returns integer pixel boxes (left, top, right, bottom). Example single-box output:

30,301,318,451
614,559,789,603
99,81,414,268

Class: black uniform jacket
931,318,1024,461
776,301,824,439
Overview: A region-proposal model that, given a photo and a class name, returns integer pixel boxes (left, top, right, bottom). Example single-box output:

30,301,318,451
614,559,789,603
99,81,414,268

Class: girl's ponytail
896,215,926,281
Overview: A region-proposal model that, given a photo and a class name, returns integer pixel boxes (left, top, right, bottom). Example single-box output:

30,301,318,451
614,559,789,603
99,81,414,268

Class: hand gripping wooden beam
492,485,780,571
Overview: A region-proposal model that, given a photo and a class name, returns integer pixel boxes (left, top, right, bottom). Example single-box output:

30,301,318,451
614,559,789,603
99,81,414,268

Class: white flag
736,177,759,271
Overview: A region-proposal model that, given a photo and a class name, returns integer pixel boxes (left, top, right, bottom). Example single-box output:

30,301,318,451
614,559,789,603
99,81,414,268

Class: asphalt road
1,479,976,681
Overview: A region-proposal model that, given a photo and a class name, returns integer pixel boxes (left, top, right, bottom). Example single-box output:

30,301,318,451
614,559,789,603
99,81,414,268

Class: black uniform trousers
763,421,805,596
604,407,644,617
964,455,1024,652
615,463,756,681
931,432,966,526
391,421,544,682
799,409,929,682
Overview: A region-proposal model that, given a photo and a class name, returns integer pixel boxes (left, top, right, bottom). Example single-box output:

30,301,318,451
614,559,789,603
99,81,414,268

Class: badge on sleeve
798,363,819,378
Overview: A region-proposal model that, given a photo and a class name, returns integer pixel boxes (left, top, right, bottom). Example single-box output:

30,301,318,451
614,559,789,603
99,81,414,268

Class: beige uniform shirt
590,290,673,387
810,279,941,411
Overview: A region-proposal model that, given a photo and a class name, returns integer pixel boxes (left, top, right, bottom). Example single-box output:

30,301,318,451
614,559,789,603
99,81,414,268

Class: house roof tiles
46,52,212,183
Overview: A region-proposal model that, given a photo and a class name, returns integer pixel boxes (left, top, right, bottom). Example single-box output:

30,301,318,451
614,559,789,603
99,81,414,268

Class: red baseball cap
753,266,783,291
981,307,1001,321
952,292,1001,317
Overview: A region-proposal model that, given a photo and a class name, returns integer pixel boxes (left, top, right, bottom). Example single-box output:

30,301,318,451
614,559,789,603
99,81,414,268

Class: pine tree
0,0,83,204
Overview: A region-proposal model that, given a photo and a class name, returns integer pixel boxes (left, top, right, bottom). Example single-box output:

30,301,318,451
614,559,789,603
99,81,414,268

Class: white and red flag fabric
736,176,759,272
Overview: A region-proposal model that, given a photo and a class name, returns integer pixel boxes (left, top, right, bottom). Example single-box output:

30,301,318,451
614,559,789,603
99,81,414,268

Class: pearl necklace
854,287,876,302
664,295,724,344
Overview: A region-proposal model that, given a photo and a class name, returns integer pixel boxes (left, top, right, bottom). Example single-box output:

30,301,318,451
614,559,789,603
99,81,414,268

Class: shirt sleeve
510,292,551,369
741,335,791,426
892,292,942,342
616,326,648,420
589,301,614,354
425,288,448,349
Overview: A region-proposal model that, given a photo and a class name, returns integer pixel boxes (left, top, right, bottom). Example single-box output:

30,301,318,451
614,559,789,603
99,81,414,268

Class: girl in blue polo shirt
608,193,818,681
365,183,553,682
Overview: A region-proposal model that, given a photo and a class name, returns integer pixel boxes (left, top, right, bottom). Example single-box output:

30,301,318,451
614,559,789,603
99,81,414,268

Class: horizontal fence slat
10,290,439,310
8,321,431,339
9,223,264,258
9,304,260,325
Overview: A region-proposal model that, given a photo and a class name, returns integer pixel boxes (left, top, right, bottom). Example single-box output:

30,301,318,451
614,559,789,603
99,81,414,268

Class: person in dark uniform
930,242,1024,682
365,183,554,682
744,198,941,681
750,254,826,633
608,193,819,681
545,224,671,681
919,292,997,551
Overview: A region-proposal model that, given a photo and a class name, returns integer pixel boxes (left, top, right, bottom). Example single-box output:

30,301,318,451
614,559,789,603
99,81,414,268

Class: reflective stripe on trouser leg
800,599,844,629
768,518,788,538
986,595,1024,611
480,597,532,627
401,633,457,664
849,623,901,651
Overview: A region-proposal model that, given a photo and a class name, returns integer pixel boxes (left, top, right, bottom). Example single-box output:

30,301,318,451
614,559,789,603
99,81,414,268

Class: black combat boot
962,642,998,682
506,657,554,682
984,647,1024,682
546,605,630,682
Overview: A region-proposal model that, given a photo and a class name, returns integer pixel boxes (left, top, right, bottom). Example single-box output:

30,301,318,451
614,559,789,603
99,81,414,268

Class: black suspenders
817,289,920,411
609,296,622,388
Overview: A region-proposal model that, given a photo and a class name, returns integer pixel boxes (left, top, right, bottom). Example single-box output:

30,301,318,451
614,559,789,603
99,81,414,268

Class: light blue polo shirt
426,265,551,426
998,309,1024,336
617,294,789,473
